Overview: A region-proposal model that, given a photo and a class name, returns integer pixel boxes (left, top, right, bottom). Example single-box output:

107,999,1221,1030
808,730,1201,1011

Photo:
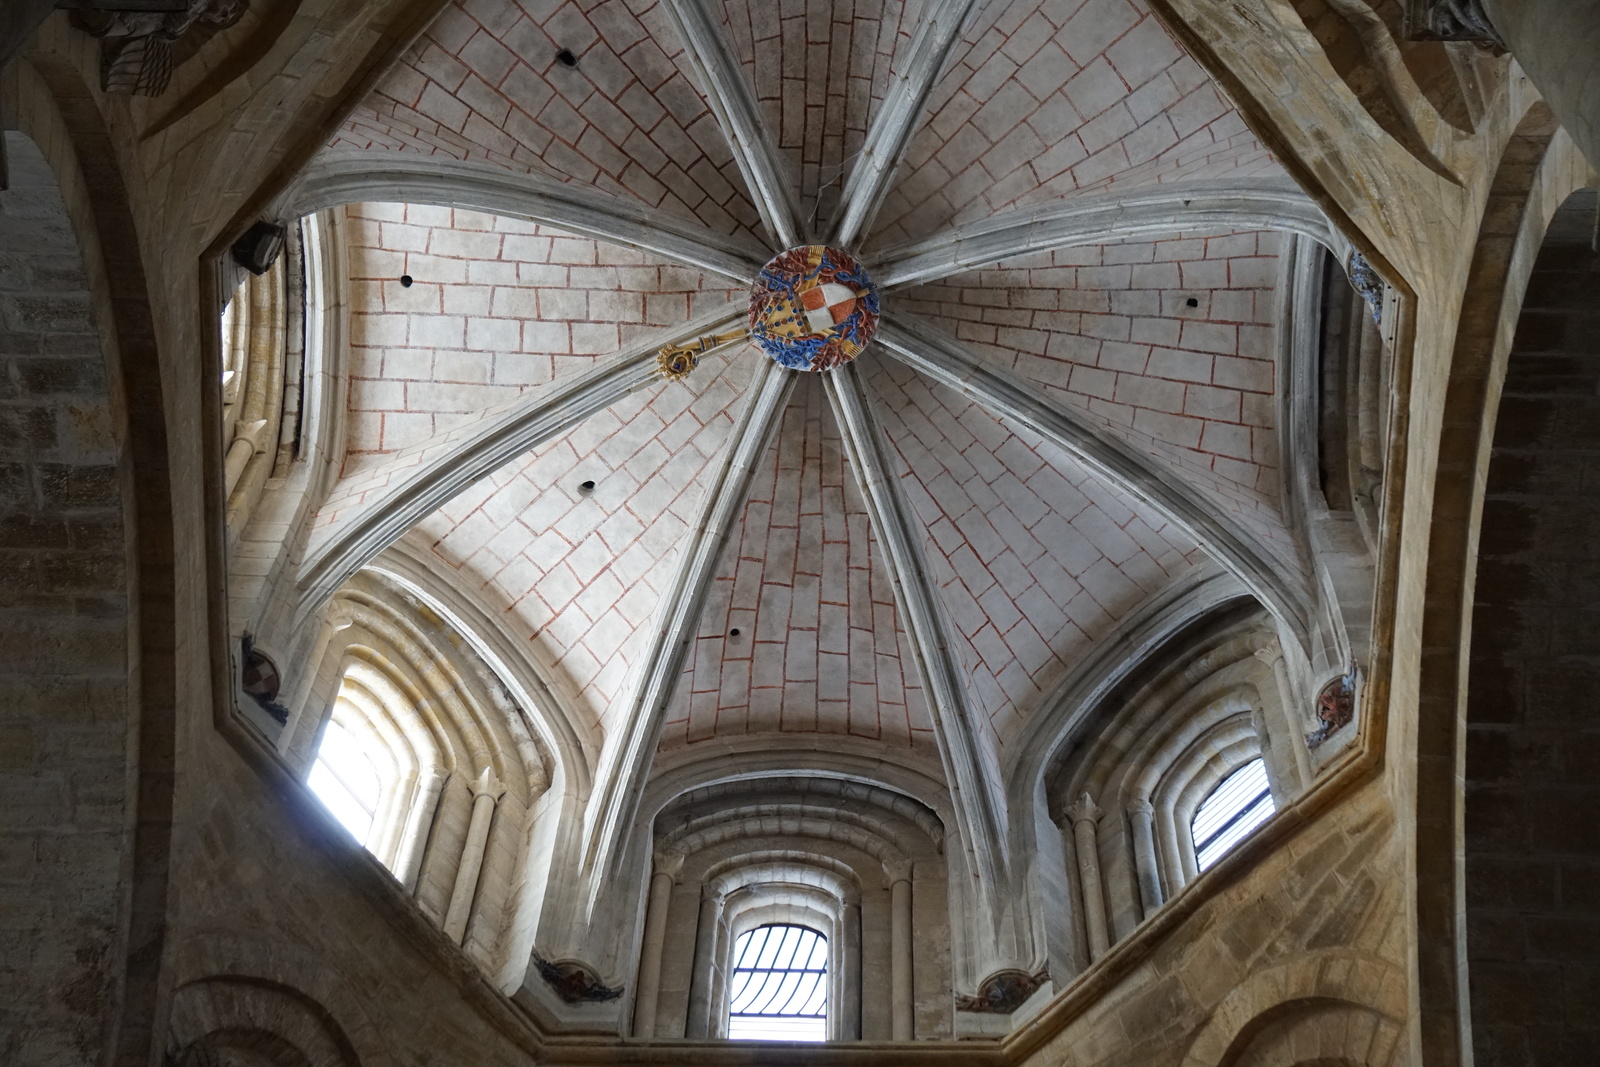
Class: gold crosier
656,328,747,381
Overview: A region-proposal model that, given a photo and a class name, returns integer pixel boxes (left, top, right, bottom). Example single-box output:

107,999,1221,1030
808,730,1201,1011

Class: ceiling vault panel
657,376,936,750
582,359,797,899
298,307,747,617
875,316,1314,646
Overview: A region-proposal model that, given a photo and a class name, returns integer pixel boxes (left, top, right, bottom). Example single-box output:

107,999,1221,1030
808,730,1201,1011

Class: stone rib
286,153,767,285
822,361,1012,917
658,0,800,250
831,0,984,248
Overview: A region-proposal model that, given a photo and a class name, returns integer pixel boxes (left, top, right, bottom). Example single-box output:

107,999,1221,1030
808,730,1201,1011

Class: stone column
1066,793,1110,960
685,886,724,1038
1156,802,1187,897
889,871,914,1041
632,852,683,1039
1257,643,1315,789
1127,797,1163,918
442,768,504,944
279,604,353,768
1250,704,1290,805
395,768,445,894
840,898,862,1040
223,418,269,496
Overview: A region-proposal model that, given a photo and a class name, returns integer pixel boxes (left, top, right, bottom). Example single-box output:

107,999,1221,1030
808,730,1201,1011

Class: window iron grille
1191,757,1275,870
726,924,828,1042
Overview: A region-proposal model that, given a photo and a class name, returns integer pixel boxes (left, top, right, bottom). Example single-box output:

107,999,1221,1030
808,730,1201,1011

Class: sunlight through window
727,925,827,1042
308,718,381,846
1192,758,1275,870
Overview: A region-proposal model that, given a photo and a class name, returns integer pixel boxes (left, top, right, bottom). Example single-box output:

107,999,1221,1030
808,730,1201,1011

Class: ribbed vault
251,0,1373,1006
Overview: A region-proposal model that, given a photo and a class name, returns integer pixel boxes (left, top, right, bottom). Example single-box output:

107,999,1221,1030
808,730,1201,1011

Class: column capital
468,767,507,801
1253,641,1283,666
1127,797,1154,818
651,850,686,879
1064,792,1102,826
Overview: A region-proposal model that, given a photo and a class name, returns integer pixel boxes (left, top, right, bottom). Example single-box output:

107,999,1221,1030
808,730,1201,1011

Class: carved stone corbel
1346,253,1386,326
1405,0,1509,53
69,0,248,96
531,954,624,1003
1306,665,1360,750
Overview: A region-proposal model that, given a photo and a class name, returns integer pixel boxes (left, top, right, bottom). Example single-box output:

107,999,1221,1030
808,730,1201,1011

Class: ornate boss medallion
748,245,880,372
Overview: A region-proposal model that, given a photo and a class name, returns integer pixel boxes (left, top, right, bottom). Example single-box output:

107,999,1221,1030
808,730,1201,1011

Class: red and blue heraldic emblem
748,245,880,372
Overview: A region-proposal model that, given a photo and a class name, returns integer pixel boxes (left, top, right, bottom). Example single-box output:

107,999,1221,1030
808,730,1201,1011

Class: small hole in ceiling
555,48,577,68
579,479,595,493
400,275,414,287
1185,297,1198,307
729,628,741,637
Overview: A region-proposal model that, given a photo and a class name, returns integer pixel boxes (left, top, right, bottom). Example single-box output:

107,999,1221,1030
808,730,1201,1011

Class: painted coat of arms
748,245,880,372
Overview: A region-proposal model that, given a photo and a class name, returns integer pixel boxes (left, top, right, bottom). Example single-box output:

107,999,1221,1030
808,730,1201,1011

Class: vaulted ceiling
293,0,1330,881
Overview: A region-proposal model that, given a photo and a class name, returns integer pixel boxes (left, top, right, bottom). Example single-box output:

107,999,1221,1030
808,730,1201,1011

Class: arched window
308,716,385,847
726,925,828,1042
1191,758,1275,870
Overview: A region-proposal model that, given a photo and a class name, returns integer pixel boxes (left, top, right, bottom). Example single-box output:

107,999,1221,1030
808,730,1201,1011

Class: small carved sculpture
231,220,286,276
73,0,248,97
239,633,288,726
955,967,1050,1014
532,954,623,1003
1347,253,1385,326
1306,665,1358,750
1412,0,1508,53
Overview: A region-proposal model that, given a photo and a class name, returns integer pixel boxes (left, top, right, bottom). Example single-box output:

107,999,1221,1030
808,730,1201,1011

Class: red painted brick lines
869,361,1199,744
717,0,924,217
900,230,1281,511
869,0,1282,247
659,377,933,749
341,203,742,470
416,351,755,730
329,0,765,240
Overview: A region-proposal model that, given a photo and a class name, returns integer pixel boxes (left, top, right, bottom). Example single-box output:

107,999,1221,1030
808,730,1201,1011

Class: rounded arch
370,540,596,797
1043,601,1303,965
1413,100,1593,1067
705,856,862,905
642,740,956,832
633,772,951,1042
1217,999,1398,1067
0,64,177,1064
1461,182,1600,1064
1180,952,1406,1067
619,740,975,989
277,570,554,988
168,975,361,1067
